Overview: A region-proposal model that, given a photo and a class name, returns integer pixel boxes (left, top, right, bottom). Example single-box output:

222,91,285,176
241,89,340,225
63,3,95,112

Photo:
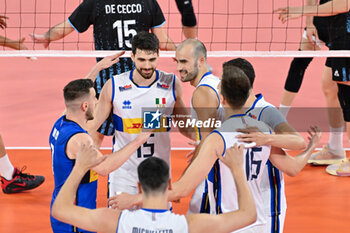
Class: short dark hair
221,66,251,109
138,157,169,195
63,79,94,102
131,32,159,55
223,58,255,87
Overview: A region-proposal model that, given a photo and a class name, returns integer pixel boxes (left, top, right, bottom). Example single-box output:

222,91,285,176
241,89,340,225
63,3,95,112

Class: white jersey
209,115,272,232
245,94,287,215
109,70,176,194
245,94,287,233
117,209,188,233
188,72,226,214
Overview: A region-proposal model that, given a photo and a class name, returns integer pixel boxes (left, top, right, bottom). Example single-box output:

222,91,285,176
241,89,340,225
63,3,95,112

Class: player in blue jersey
32,0,176,148
51,141,257,233
275,0,350,175
49,78,149,233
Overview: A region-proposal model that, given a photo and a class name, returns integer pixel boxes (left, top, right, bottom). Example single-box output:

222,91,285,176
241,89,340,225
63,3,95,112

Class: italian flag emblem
156,98,166,105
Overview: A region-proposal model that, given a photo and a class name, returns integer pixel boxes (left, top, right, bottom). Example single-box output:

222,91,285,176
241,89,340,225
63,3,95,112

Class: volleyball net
2,0,348,58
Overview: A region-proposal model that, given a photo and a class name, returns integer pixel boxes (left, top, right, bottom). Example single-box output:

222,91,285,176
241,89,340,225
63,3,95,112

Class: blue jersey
49,116,98,233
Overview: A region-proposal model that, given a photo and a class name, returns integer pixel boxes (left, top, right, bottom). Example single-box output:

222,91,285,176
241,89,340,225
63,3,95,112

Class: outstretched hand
217,143,245,170
75,144,106,171
29,33,50,48
97,51,126,70
108,192,141,210
0,15,8,29
274,6,303,23
305,126,322,151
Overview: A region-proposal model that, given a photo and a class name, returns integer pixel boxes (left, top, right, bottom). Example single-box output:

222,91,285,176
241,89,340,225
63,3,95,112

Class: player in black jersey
279,0,346,165
275,0,350,176
31,0,176,147
175,0,197,38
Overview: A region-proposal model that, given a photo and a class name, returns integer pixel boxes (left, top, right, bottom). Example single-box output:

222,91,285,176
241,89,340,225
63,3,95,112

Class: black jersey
68,0,166,81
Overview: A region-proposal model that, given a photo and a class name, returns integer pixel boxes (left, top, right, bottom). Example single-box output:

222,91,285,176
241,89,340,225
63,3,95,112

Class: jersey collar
129,69,159,88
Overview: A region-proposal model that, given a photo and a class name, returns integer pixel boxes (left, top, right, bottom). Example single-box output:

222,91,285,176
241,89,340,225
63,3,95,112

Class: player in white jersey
224,58,318,233
167,66,321,232
175,39,225,214
51,136,258,233
87,32,195,197
110,66,321,232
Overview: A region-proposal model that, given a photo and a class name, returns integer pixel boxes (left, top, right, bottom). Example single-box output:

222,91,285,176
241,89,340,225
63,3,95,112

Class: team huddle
1,0,350,233
49,32,322,233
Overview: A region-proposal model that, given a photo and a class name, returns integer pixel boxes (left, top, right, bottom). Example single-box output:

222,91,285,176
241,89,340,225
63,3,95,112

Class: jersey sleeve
68,0,95,33
151,0,166,28
259,106,287,130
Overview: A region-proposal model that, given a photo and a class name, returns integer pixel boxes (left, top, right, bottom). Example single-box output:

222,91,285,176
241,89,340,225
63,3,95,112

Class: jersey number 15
113,20,137,48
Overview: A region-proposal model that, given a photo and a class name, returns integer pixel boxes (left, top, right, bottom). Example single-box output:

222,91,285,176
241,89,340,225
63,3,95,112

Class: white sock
279,104,291,118
0,154,15,180
328,126,344,152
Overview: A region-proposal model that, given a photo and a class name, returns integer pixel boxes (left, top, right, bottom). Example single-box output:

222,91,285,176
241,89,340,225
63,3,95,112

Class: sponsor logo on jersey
122,100,132,109
248,113,257,119
143,110,162,129
119,84,132,92
157,83,170,90
334,70,340,77
127,123,143,129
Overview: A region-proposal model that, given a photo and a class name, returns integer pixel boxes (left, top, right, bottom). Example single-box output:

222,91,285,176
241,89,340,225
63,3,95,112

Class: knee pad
337,83,350,122
284,57,313,92
175,0,197,27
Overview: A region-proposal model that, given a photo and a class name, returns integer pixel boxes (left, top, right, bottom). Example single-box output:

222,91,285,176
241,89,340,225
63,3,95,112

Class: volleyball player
225,58,306,233
279,0,346,165
31,0,176,148
109,66,321,232
49,78,149,232
174,38,225,214
275,0,350,175
52,144,257,233
86,32,194,199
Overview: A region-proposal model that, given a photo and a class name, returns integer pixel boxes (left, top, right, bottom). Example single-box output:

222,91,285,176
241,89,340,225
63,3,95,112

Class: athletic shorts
313,17,332,67
328,36,350,82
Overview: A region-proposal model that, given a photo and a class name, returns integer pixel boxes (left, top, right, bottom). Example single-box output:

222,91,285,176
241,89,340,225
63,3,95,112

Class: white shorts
264,211,286,233
187,180,206,214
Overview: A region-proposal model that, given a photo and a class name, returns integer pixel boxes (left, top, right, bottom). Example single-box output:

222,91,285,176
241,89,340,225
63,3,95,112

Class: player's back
210,115,271,232
117,209,188,233
49,116,98,233
246,94,287,221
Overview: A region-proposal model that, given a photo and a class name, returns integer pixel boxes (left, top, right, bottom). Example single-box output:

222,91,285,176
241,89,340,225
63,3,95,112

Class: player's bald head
177,39,207,61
